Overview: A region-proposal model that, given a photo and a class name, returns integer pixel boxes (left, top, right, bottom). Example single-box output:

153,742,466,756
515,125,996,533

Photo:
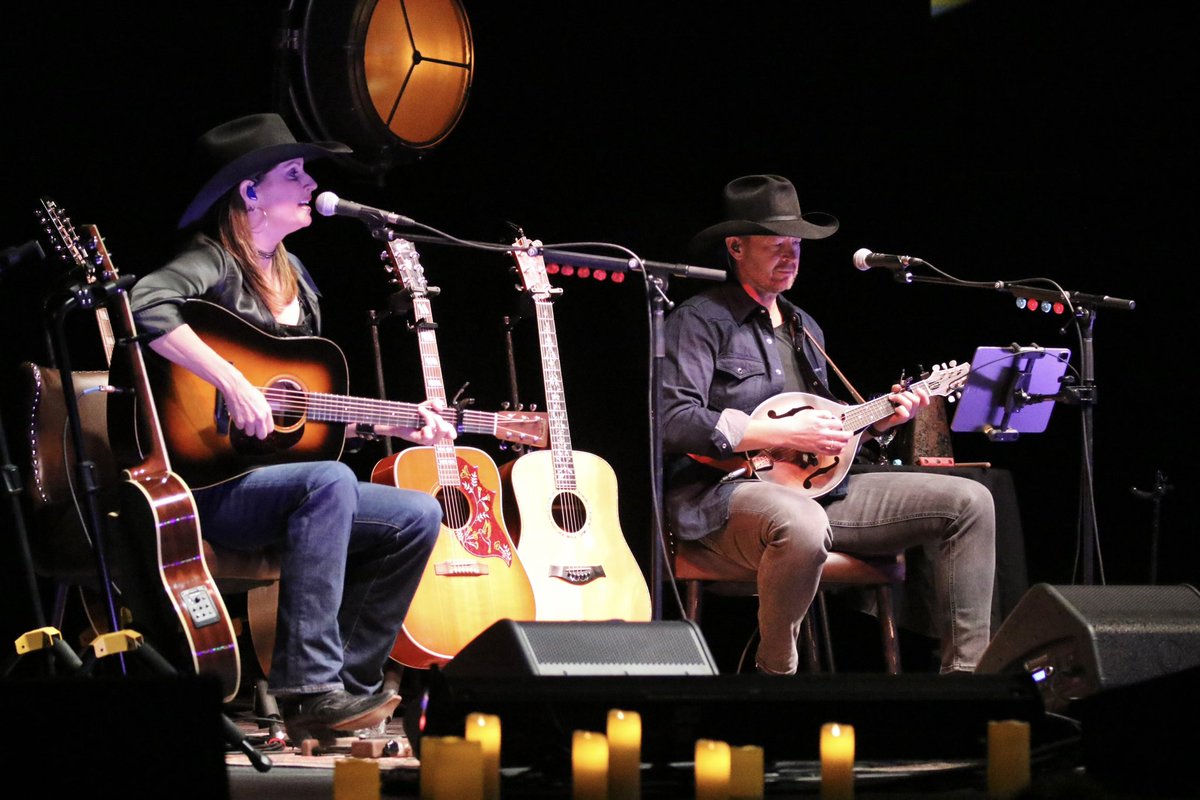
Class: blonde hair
216,191,299,316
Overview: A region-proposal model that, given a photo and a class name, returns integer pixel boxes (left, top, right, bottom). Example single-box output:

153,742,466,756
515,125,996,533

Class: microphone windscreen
314,192,339,217
852,248,873,271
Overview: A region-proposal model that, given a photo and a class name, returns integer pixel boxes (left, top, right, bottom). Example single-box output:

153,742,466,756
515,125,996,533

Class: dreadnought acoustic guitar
689,362,971,497
80,221,242,701
147,300,548,489
504,237,652,622
370,238,537,668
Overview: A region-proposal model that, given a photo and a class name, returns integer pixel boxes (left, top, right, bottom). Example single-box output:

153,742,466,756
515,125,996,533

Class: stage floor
221,706,1128,800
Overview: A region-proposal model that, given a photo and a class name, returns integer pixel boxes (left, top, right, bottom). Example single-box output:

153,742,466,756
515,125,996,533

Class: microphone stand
903,273,1135,585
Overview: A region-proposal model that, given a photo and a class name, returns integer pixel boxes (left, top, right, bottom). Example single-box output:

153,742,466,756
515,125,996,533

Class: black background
3,1,1197,650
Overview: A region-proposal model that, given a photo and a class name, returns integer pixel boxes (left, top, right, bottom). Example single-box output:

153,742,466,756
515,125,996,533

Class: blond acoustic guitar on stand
370,237,538,668
504,237,651,622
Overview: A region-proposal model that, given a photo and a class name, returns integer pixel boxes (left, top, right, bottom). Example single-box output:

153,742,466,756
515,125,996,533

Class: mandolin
689,363,971,497
370,238,536,667
503,237,651,622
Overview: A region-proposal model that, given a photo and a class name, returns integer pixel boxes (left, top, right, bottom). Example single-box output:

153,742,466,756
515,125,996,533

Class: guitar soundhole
551,491,588,534
436,486,472,529
269,378,304,428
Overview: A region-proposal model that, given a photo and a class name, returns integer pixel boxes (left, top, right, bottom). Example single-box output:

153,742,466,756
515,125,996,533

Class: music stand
950,345,1072,441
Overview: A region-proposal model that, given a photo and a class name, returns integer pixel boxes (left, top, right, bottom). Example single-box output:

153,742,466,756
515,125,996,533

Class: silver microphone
852,248,926,271
314,192,414,227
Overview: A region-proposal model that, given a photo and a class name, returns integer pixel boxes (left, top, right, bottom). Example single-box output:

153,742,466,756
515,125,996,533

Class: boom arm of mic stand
907,275,1137,312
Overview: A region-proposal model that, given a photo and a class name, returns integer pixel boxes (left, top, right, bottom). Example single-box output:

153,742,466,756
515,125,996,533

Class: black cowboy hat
689,174,839,255
178,113,351,229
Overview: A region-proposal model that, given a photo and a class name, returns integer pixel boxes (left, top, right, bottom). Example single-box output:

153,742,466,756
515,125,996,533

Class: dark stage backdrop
3,1,1196,646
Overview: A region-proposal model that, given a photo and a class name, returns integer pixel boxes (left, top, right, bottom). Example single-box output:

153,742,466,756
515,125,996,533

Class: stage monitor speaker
443,619,719,677
977,583,1200,711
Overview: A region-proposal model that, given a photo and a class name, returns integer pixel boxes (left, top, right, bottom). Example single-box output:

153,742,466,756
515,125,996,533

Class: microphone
314,192,414,227
852,248,926,271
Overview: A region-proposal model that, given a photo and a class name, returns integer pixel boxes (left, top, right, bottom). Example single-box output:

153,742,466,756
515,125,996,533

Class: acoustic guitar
24,199,120,566
689,362,971,497
504,237,651,622
84,223,242,701
147,300,548,489
370,238,536,667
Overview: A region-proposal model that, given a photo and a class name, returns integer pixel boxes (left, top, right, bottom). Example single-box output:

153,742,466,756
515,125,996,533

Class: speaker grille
518,622,717,675
444,620,719,677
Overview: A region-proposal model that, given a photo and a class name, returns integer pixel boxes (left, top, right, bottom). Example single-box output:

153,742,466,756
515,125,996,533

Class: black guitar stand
6,272,271,771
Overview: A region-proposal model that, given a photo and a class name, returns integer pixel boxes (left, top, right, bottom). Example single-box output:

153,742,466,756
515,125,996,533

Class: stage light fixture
278,0,474,177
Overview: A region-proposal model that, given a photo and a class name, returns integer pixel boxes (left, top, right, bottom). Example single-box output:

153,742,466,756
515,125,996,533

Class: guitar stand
27,280,271,772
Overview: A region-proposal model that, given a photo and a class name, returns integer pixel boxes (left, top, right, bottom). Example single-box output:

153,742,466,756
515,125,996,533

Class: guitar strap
786,313,867,404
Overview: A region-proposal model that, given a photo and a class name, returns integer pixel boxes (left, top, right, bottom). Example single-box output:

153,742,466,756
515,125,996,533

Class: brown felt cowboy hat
689,174,839,254
178,113,351,229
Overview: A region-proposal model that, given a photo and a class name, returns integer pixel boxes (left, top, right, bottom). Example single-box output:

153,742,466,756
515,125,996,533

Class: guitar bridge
433,560,490,576
549,565,606,585
180,586,221,628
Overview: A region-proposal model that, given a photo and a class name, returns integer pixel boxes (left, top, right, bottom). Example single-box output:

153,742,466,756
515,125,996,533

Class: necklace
256,248,275,260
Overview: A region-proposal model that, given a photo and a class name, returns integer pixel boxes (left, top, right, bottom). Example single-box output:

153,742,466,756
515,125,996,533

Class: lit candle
419,736,450,800
728,745,764,799
987,720,1031,799
466,713,502,800
607,709,642,800
334,757,380,800
430,736,483,800
694,739,731,800
572,730,609,800
820,723,855,800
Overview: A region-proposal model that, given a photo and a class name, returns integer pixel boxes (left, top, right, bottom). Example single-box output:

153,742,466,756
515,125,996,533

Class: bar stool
670,532,905,673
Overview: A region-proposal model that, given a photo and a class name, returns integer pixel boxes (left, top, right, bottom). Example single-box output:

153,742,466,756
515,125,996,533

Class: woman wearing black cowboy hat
130,113,450,741
661,175,996,675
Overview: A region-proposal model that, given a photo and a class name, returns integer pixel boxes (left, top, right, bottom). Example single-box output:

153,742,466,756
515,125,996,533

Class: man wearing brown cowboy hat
130,113,452,741
661,175,995,675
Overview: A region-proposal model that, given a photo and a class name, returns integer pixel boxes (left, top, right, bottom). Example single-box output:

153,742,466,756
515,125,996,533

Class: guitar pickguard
451,457,513,566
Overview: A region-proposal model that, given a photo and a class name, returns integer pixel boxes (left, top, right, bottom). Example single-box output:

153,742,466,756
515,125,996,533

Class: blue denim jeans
699,471,995,674
193,461,441,695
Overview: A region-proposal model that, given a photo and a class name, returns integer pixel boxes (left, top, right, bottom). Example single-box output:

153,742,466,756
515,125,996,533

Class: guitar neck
259,386,505,437
532,297,576,489
97,308,116,366
86,225,172,478
411,296,463,486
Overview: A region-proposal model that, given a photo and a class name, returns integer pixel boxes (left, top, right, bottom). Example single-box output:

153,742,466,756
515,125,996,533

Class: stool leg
800,613,821,673
816,592,836,673
685,581,703,622
876,585,901,674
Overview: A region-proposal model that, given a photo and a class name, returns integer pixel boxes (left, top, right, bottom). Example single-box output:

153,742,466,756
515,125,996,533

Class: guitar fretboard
412,295,461,488
533,297,576,490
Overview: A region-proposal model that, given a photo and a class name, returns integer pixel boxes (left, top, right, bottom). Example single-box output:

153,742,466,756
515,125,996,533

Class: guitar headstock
495,409,550,449
382,237,430,297
35,197,95,280
80,224,119,282
922,361,971,400
509,235,558,302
